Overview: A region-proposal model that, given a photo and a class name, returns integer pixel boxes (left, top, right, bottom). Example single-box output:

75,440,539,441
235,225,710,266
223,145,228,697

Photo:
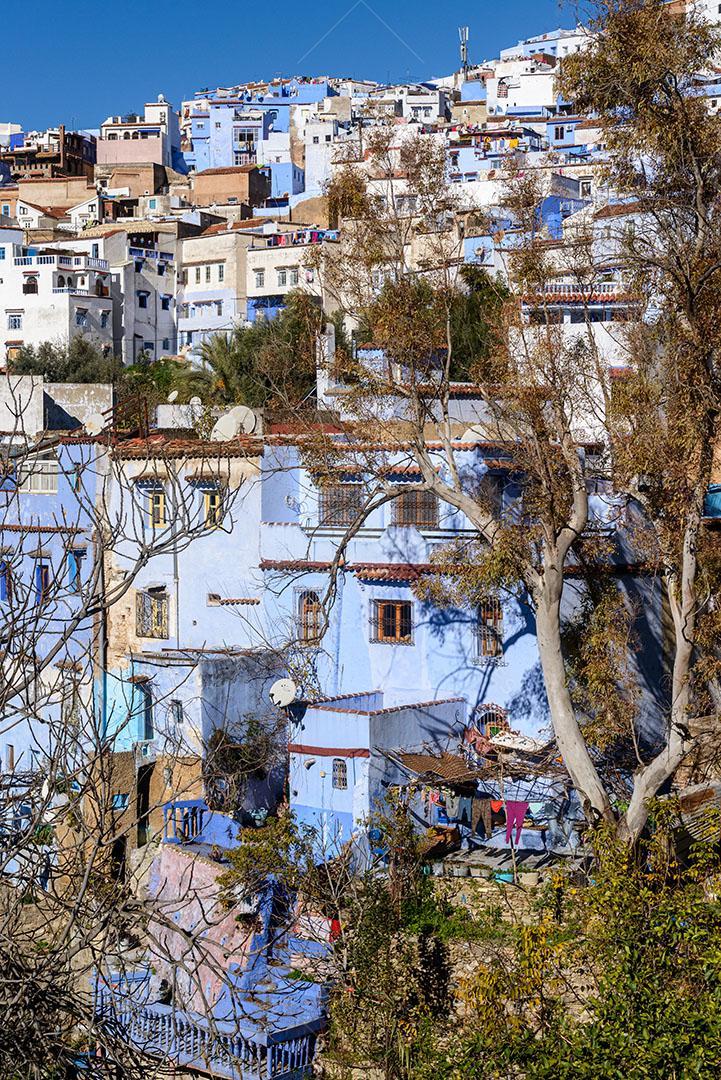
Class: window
161,295,171,310
372,600,413,644
5,745,14,772
580,178,592,198
136,588,169,639
7,313,22,331
195,267,201,284
205,265,211,283
112,793,129,810
100,310,110,329
312,135,319,144
203,488,222,527
0,247,4,259
218,263,225,282
476,598,503,659
289,267,299,286
332,758,348,790
147,489,166,528
135,259,144,272
162,337,170,351
35,562,51,605
299,590,322,644
554,125,565,141
277,268,287,287
392,489,438,528
0,562,12,604
22,276,38,295
137,291,149,309
319,482,363,526
149,198,156,209
67,549,85,593
75,308,88,328
157,262,165,276
169,699,183,725
215,300,223,316
255,270,265,288
475,704,508,738
19,455,58,493
137,682,154,740
91,244,99,258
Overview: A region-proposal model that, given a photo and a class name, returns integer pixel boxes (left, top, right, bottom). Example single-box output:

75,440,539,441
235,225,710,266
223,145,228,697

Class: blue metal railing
95,987,319,1079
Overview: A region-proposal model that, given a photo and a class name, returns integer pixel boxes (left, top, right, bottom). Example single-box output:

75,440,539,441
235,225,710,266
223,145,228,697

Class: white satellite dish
189,395,202,408
210,404,258,441
85,411,106,435
269,677,298,708
460,424,485,443
167,389,179,403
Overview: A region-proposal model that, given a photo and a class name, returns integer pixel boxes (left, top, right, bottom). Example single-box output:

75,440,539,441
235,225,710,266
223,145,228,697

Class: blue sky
4,0,572,131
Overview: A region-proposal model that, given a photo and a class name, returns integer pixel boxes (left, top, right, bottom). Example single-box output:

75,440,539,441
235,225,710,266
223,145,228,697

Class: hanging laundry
445,793,462,819
472,797,493,838
505,801,529,846
490,799,504,814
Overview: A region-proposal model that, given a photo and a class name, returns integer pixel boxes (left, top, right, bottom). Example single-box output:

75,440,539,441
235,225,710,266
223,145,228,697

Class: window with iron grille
136,588,169,639
318,483,364,527
476,598,503,659
371,600,413,644
475,704,508,737
299,590,322,644
332,758,348,790
392,489,438,528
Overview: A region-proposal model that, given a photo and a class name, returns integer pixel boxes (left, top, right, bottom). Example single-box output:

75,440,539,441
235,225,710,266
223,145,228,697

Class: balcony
52,287,90,295
13,254,109,271
95,989,321,1080
130,246,174,262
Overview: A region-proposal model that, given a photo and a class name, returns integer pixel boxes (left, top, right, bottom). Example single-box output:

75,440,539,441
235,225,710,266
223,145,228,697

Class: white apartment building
177,224,263,358
486,57,558,117
245,227,336,320
43,226,179,363
96,95,181,169
0,245,113,364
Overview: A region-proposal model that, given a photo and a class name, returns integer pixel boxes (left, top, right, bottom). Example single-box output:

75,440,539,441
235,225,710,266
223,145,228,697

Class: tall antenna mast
459,26,470,79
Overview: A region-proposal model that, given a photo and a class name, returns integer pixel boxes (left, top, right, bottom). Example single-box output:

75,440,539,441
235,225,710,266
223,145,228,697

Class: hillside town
4,1,721,1077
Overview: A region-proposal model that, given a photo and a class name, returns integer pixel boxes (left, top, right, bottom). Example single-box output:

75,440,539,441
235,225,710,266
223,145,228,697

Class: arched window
475,704,508,738
131,131,140,140
299,590,322,644
57,275,65,288
22,276,38,295
123,131,131,140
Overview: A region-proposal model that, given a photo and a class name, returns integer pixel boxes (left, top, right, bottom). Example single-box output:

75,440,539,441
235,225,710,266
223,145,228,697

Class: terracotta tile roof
260,559,446,582
113,434,261,459
594,200,647,220
216,597,261,605
18,200,70,219
199,219,265,235
524,291,634,304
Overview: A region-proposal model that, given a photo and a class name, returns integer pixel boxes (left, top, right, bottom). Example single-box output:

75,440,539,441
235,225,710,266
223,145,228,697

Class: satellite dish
85,411,106,435
189,396,202,408
167,389,179,403
460,425,485,443
269,677,298,708
210,404,258,441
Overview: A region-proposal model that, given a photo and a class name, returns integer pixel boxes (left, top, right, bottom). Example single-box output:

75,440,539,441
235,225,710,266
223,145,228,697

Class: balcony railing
95,989,320,1080
13,254,109,271
52,287,90,295
130,246,174,262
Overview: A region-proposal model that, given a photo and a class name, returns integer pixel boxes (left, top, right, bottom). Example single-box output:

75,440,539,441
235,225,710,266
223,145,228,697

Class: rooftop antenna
459,26,470,79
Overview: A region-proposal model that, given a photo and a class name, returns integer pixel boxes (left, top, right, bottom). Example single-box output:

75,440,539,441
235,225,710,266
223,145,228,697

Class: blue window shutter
35,563,49,604
0,563,7,602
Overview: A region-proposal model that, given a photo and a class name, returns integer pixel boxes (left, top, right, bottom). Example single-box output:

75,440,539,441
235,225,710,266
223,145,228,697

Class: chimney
59,124,66,172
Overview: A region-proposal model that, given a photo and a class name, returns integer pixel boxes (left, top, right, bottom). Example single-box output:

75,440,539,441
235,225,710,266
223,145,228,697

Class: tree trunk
535,588,614,825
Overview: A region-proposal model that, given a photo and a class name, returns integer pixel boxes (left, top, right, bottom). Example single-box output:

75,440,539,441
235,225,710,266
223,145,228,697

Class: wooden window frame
148,489,166,529
299,589,322,645
136,588,169,639
203,488,222,528
318,482,364,527
476,597,503,659
371,599,413,644
392,489,439,529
